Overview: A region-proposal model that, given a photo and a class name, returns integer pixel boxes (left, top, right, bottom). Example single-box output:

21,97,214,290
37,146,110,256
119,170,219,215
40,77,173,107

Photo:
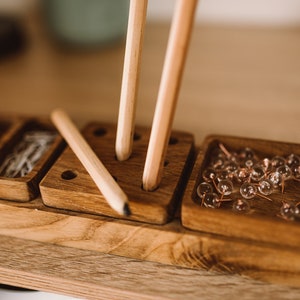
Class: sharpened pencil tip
123,203,132,216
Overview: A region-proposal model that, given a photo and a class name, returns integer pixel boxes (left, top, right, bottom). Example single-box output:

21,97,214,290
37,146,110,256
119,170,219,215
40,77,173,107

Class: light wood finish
0,8,300,299
0,115,63,201
1,235,300,300
116,0,148,161
40,121,194,224
182,135,300,248
51,109,130,216
143,0,198,191
0,199,300,293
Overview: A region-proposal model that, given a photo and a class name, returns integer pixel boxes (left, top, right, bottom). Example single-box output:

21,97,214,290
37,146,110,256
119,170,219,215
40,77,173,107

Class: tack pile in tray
195,142,300,221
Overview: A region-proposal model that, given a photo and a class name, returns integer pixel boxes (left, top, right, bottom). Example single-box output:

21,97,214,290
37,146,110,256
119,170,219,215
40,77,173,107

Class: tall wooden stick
142,0,198,191
115,0,148,161
51,109,131,216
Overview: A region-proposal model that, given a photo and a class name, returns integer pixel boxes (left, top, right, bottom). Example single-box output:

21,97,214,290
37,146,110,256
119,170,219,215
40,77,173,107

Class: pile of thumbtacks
195,143,300,221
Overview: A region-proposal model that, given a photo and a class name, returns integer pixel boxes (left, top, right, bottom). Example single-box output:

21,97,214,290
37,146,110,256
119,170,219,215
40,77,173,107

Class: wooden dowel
115,0,148,161
51,109,131,216
142,0,198,191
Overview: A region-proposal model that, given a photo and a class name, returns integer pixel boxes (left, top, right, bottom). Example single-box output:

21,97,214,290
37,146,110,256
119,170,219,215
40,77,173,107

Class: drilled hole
133,132,141,141
141,183,159,192
169,136,178,145
93,128,107,137
164,160,169,167
61,170,77,180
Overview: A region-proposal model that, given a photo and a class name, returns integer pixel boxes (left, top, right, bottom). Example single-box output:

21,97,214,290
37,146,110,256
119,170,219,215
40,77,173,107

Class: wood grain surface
0,7,300,299
0,116,64,201
182,135,300,248
40,122,194,224
1,235,299,300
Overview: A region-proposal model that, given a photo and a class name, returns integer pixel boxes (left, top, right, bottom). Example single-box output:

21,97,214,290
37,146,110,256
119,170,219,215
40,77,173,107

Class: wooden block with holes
181,135,300,249
0,115,64,201
40,122,195,224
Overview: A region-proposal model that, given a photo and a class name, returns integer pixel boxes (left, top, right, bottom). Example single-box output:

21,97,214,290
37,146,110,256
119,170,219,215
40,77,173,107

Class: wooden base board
182,135,300,248
2,236,300,300
40,122,195,224
0,197,299,292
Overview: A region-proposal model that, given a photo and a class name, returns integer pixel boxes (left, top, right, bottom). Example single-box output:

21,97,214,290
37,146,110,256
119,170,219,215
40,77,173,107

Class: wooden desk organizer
40,122,195,224
0,115,300,289
182,135,300,249
0,115,64,201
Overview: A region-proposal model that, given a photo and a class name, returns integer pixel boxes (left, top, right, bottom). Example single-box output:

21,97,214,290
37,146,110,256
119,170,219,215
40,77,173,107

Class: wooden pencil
51,109,131,216
142,0,198,191
115,0,148,161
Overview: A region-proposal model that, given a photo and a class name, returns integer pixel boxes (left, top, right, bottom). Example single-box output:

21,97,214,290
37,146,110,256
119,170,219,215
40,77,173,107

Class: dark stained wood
40,122,195,224
1,10,300,299
182,135,300,248
0,115,64,201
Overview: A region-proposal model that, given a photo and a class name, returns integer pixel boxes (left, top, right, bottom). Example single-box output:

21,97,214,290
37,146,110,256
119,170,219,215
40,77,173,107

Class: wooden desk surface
0,11,300,299
1,14,300,144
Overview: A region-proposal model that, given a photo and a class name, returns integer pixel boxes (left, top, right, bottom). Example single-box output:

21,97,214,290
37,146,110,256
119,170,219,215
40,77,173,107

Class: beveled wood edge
0,199,300,287
2,234,299,300
181,135,300,248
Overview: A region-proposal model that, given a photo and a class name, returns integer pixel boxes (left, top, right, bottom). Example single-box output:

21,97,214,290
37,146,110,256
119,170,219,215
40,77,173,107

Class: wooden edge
181,135,300,248
40,123,195,224
1,235,300,300
0,199,299,289
0,116,65,201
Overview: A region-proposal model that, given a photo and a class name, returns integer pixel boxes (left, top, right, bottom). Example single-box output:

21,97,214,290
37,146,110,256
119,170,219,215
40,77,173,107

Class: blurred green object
42,0,129,47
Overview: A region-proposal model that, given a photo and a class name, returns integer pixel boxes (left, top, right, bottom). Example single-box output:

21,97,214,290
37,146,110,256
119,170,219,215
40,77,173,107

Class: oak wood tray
0,197,300,290
40,122,195,224
0,118,300,298
182,135,300,248
0,115,64,201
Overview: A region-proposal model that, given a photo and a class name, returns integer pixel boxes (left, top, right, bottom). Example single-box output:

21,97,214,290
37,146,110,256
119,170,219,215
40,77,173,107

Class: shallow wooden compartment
40,122,195,224
0,116,64,201
0,115,300,290
0,119,299,289
181,135,300,249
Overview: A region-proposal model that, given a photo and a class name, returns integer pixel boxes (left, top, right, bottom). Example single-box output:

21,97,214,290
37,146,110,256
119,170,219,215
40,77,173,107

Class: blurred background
0,1,300,299
2,0,300,25
0,0,300,144
150,0,300,25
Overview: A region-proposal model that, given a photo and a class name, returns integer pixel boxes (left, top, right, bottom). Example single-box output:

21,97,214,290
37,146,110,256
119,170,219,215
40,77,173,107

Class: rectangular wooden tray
0,115,299,294
182,135,300,248
0,115,64,201
40,122,195,224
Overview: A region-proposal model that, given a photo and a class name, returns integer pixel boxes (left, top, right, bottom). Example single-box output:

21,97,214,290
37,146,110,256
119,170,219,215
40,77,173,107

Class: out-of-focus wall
0,0,36,15
147,0,300,26
1,0,300,26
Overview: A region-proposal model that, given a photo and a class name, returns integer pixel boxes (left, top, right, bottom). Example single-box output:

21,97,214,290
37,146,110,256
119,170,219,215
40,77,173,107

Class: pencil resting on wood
51,108,131,216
